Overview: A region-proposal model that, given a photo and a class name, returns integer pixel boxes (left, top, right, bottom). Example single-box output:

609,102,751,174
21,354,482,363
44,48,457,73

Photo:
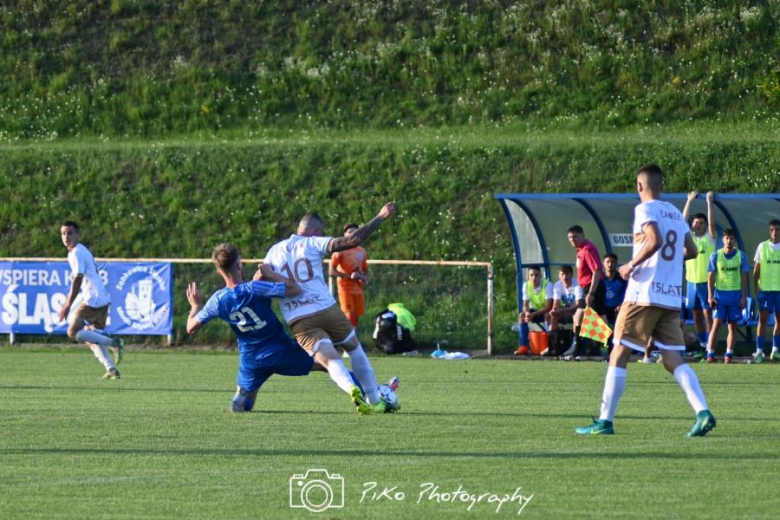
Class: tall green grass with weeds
0,1,778,137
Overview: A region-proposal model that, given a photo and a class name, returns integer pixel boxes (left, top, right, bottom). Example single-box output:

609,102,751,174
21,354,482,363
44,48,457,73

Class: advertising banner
0,261,173,335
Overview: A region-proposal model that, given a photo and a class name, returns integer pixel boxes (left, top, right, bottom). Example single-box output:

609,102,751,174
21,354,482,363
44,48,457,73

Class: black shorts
604,306,620,325
582,282,607,316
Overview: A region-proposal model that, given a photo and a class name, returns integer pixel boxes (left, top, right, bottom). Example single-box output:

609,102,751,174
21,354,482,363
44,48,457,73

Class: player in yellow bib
704,229,749,364
752,219,780,363
515,266,553,355
682,191,717,356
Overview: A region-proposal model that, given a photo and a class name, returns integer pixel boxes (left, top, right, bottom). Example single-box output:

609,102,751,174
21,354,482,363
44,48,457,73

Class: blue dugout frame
495,193,780,314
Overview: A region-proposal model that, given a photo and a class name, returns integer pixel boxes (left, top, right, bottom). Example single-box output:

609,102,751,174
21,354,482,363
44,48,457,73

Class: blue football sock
349,371,365,397
757,336,766,353
696,332,707,347
773,335,780,350
519,323,529,347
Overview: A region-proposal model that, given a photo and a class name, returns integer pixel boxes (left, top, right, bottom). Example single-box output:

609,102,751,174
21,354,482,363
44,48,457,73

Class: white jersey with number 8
263,235,337,323
623,200,691,310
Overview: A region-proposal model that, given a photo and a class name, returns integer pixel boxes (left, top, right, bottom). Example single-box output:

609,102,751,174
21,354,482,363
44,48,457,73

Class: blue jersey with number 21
196,281,295,357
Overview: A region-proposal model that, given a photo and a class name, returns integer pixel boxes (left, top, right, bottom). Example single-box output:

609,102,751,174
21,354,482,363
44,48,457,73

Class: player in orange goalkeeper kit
330,223,369,328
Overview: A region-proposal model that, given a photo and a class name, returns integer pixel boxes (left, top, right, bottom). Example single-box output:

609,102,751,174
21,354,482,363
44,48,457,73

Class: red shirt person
565,225,608,358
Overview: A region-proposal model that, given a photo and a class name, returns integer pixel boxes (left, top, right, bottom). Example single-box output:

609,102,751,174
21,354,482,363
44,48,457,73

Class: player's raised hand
687,191,698,202
706,191,715,203
186,282,202,307
378,202,397,220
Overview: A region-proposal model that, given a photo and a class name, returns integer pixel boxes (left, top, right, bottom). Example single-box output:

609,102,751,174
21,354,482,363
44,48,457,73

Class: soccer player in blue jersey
703,229,749,364
186,243,367,413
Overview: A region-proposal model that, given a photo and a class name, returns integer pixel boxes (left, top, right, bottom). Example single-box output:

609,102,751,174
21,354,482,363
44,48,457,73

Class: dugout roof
495,193,780,311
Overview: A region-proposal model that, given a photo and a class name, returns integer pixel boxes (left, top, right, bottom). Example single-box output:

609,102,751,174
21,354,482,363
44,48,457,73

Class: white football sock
348,345,380,404
326,359,358,394
673,364,708,413
76,329,114,346
89,344,115,370
598,366,627,422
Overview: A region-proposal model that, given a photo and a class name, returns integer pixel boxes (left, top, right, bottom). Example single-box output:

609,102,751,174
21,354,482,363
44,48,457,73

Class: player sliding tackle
186,244,368,413
264,202,400,414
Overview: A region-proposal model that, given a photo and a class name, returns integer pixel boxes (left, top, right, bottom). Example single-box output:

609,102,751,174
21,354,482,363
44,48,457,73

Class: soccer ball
378,384,398,408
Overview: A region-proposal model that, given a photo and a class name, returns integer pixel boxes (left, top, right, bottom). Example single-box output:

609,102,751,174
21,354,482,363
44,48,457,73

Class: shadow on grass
2,446,780,460
0,385,231,394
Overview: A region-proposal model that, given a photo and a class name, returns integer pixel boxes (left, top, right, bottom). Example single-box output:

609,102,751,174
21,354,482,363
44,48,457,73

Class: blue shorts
686,282,711,311
758,291,780,314
714,302,742,324
237,341,314,393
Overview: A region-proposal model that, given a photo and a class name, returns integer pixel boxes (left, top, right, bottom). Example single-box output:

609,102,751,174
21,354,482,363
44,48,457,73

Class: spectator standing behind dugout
703,229,749,364
514,265,554,356
682,191,717,356
602,253,628,359
329,223,369,328
752,219,780,363
566,225,608,357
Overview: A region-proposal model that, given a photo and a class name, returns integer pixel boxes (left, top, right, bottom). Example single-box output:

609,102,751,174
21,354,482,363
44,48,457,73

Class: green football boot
575,418,614,435
686,410,717,438
350,385,373,415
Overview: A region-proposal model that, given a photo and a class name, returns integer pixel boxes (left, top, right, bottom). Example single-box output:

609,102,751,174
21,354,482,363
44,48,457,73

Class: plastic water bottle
432,343,446,358
388,376,400,391
401,350,419,357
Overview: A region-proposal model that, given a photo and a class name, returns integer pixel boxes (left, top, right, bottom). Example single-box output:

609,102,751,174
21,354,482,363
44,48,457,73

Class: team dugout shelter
495,193,780,324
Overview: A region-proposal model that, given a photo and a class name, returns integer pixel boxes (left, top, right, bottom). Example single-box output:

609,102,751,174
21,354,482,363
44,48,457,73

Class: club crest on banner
114,265,171,332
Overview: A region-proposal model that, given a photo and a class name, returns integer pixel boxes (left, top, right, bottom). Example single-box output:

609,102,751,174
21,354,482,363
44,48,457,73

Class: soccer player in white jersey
58,221,124,379
263,202,398,415
576,165,716,437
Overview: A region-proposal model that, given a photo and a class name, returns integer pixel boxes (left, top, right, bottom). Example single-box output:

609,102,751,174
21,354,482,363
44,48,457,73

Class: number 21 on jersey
229,307,267,332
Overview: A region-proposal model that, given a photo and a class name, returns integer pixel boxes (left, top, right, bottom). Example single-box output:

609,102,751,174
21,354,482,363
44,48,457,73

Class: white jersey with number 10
263,235,337,324
623,200,691,310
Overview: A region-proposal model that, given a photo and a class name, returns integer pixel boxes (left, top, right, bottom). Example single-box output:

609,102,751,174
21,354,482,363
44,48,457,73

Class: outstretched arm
706,191,717,239
328,202,396,253
682,191,697,222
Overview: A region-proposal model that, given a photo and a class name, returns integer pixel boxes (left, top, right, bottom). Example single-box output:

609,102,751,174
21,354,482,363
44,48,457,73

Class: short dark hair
567,225,584,235
692,212,708,223
559,265,573,275
722,228,736,238
62,221,80,231
343,222,359,233
527,265,542,274
769,219,780,227
212,243,240,271
636,163,664,178
300,212,323,227
603,253,617,262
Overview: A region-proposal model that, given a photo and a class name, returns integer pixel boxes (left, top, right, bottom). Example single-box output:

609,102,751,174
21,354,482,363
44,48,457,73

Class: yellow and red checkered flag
579,307,612,346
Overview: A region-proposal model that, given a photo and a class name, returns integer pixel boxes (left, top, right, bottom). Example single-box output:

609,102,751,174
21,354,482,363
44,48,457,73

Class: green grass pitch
1,348,779,519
